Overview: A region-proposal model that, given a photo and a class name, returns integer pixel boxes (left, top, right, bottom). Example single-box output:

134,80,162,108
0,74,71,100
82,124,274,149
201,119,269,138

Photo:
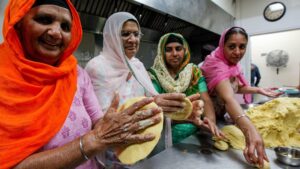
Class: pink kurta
39,66,104,169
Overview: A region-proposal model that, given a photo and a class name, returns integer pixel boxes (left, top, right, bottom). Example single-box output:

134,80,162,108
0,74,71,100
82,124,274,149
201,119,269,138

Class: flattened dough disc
164,98,192,120
115,97,164,165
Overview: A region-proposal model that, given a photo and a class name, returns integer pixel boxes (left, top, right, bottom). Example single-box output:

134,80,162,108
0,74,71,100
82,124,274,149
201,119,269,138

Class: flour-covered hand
154,93,186,112
92,94,162,150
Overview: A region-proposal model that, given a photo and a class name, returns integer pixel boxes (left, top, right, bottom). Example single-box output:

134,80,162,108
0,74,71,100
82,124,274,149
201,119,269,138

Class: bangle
234,114,248,125
79,136,89,160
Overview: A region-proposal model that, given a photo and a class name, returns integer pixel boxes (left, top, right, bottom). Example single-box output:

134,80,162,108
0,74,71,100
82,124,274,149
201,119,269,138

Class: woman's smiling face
121,20,141,59
223,33,248,65
17,5,72,65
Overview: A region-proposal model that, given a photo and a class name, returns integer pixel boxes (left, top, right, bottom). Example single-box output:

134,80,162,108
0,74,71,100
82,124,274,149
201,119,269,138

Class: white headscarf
86,13,173,150
85,12,158,111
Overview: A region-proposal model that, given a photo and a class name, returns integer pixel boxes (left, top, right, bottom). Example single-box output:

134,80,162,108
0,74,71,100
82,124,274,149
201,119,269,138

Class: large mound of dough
115,97,164,165
246,97,300,148
164,98,193,120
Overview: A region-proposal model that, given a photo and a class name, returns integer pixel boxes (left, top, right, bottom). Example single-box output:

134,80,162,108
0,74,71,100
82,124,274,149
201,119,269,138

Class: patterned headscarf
0,0,82,168
200,27,251,103
149,33,200,94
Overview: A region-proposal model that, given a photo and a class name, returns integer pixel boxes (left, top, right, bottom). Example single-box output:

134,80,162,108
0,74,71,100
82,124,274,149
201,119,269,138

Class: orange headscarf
0,0,82,168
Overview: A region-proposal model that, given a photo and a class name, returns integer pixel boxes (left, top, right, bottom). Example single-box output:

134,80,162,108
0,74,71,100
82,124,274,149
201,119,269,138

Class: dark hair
123,19,139,29
125,19,138,24
33,0,70,10
224,27,248,43
166,34,183,45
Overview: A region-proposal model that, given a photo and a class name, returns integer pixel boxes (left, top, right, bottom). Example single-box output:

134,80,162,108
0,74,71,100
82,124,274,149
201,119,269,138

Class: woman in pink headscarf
201,27,281,168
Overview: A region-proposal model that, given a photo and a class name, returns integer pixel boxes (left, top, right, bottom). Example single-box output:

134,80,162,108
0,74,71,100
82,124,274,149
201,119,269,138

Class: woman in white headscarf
86,12,201,167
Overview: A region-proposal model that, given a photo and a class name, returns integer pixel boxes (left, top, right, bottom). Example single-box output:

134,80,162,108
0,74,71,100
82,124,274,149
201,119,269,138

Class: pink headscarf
200,27,251,103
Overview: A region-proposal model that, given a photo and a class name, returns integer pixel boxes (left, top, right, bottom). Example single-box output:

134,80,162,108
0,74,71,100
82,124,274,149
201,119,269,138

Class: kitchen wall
211,0,236,17
235,0,300,88
250,29,300,88
235,0,300,35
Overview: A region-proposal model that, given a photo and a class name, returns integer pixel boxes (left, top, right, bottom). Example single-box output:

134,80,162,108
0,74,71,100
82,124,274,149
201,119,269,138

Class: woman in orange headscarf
0,0,161,168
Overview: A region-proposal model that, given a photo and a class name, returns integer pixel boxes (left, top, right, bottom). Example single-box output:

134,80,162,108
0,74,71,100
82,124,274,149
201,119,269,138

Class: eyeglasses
121,31,144,39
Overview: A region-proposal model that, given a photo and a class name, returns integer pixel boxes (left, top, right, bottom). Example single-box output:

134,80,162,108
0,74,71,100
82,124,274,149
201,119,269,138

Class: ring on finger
136,109,152,118
138,119,154,130
121,123,130,132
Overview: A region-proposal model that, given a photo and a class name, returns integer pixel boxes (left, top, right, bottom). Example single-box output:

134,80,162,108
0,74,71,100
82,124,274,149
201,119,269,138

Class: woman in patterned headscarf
0,1,161,168
148,33,222,143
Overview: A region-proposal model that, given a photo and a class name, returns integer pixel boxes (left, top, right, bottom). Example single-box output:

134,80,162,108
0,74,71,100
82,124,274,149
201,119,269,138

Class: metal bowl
274,147,300,166
240,103,260,110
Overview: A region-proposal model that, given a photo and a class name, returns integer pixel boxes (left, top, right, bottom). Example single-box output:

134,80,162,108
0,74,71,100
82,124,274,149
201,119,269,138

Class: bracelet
79,136,89,160
234,114,248,125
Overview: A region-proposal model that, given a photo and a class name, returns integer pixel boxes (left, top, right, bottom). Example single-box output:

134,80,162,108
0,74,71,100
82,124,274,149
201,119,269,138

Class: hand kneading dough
164,98,193,120
246,97,300,148
215,125,269,169
115,97,163,165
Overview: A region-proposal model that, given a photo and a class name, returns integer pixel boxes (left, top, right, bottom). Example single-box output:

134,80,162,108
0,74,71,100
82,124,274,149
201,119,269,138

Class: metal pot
274,147,300,166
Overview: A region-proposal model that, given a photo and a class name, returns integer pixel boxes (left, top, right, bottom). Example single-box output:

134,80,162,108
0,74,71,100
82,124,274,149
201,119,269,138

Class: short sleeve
152,79,164,94
198,76,208,93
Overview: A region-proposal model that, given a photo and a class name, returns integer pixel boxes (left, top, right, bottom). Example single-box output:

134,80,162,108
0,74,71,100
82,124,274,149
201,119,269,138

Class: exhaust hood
79,13,106,35
71,0,234,47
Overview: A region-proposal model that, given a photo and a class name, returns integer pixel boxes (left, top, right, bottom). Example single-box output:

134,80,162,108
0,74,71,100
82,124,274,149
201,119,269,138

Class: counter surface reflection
132,133,299,169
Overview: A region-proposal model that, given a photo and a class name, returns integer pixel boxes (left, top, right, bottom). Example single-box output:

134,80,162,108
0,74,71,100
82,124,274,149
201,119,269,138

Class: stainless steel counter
132,133,299,169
